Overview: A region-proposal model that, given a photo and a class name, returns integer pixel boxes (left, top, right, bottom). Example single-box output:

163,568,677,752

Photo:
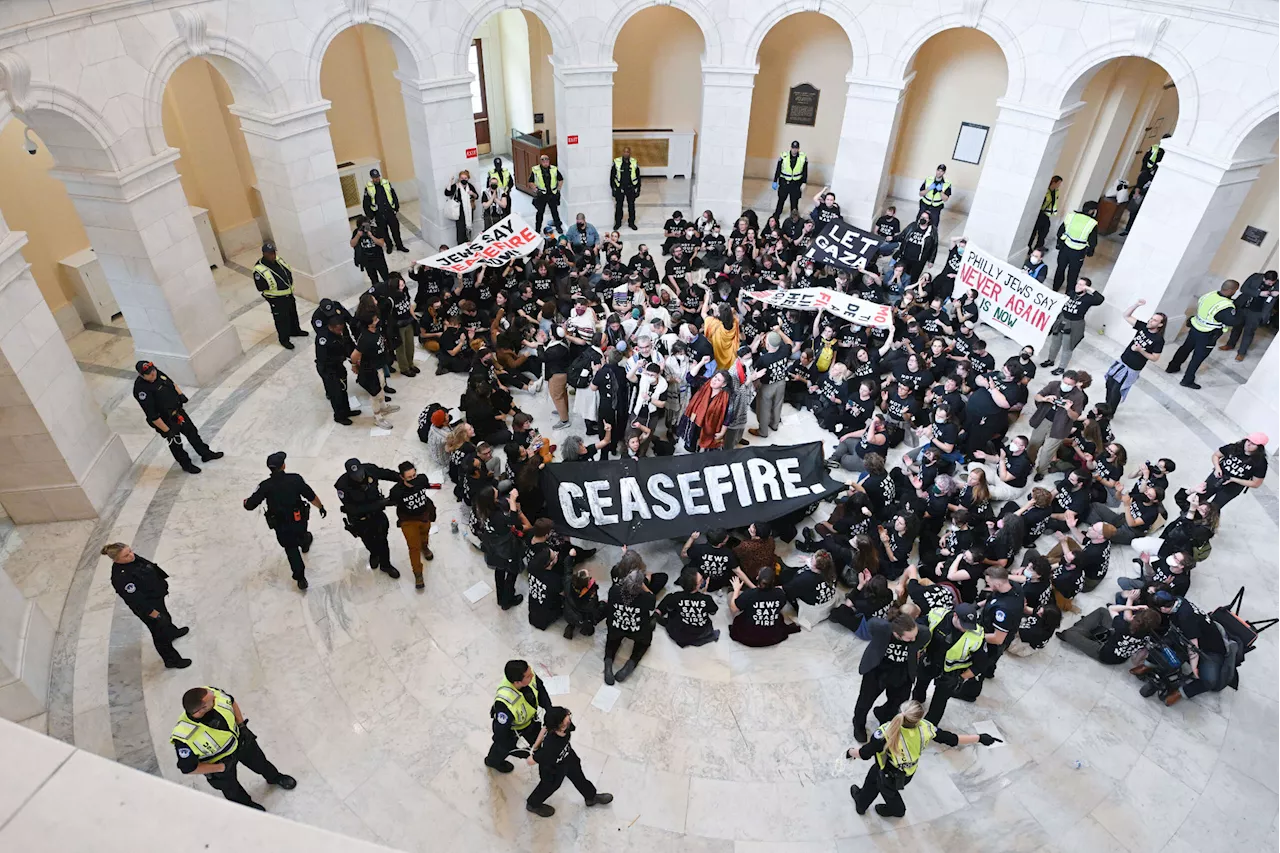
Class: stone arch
143,33,289,155
1049,38,1199,144
888,17,1025,102
5,87,122,173
602,0,723,66
1224,97,1279,162
450,0,577,77
307,6,432,99
743,0,868,78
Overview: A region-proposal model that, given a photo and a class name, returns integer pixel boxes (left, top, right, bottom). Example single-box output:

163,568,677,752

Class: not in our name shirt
1120,319,1164,371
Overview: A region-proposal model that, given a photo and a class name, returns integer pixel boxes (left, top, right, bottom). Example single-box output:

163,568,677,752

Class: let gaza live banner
746,288,894,329
952,244,1067,348
803,219,881,272
417,213,543,274
540,442,844,546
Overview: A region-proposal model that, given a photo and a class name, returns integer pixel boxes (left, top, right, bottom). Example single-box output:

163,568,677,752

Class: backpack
568,350,599,389
417,403,450,443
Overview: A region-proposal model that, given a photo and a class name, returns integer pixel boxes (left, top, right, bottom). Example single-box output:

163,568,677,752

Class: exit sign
465,147,477,158
566,135,579,145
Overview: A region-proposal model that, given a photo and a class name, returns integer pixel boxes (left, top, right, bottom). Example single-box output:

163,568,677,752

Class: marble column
964,100,1085,263
1099,144,1272,347
689,65,757,228
0,557,53,720
0,218,131,524
54,150,242,387
550,62,616,231
230,102,361,303
399,75,479,249
1225,328,1279,446
831,75,911,228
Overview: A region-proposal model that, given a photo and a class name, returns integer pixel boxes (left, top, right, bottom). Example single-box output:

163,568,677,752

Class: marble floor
1,195,1276,853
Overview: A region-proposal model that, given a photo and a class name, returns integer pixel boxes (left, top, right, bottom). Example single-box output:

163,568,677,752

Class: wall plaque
1242,226,1267,246
786,84,820,127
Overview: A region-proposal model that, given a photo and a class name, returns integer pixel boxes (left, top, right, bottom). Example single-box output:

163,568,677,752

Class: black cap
262,241,276,253
344,457,365,479
135,360,156,375
790,140,800,148
493,157,502,167
954,603,979,630
267,451,287,470
370,168,381,178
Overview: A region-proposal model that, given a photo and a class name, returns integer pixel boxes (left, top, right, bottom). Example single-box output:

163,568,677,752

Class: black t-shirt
756,348,791,384
736,586,786,627
1059,290,1104,321
1076,540,1112,581
1003,452,1033,488
607,586,656,634
1120,320,1164,371
785,570,836,606
658,591,718,644
687,543,739,587
1054,481,1091,516
1216,441,1268,482
527,564,564,619
1099,614,1146,664
874,215,900,240
533,723,579,768
356,328,387,374
665,257,691,282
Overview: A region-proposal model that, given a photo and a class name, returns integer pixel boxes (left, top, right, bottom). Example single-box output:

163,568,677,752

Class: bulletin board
953,122,990,165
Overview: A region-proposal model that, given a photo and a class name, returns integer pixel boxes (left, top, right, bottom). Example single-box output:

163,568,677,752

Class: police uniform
484,670,552,770
773,145,808,220
910,605,986,725
1052,208,1098,291
362,170,408,253
611,155,641,230
979,585,1023,676
171,686,295,810
252,244,307,347
1137,139,1165,187
316,317,357,424
111,552,189,668
1165,286,1239,387
334,458,401,578
133,361,222,473
529,162,565,234
1028,182,1059,252
244,452,324,589
918,172,952,226
488,159,515,198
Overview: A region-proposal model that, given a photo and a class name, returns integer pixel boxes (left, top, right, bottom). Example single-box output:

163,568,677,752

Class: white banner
417,213,543,274
746,287,894,329
953,244,1067,348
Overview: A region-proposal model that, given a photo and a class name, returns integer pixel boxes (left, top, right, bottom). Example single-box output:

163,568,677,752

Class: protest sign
953,244,1067,348
746,287,893,329
417,214,542,274
804,219,882,272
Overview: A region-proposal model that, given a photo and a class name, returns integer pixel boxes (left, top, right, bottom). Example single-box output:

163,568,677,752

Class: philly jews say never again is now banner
540,442,845,546
952,243,1067,349
417,213,543,274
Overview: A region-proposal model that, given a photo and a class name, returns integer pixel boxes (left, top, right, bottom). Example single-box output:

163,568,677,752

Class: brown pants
1044,537,1081,564
400,519,431,577
548,373,569,422
396,324,416,373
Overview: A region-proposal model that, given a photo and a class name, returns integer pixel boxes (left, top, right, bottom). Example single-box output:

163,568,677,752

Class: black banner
540,442,843,546
804,219,881,272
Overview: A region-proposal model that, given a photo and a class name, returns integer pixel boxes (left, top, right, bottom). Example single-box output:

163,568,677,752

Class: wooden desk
511,131,557,197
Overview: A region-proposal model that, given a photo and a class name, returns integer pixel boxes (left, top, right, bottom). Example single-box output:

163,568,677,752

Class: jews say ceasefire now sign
952,245,1067,348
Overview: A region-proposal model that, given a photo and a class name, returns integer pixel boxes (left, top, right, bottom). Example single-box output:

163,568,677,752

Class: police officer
488,157,515,199
977,566,1022,677
1028,175,1062,252
485,659,552,772
1165,279,1240,389
243,451,327,590
253,241,307,349
611,146,642,231
334,457,401,579
104,542,191,668
910,602,985,725
1052,201,1099,292
362,168,408,253
310,296,356,339
530,153,565,234
1137,132,1171,188
317,314,358,424
772,140,808,220
171,685,296,811
133,360,223,474
918,164,952,226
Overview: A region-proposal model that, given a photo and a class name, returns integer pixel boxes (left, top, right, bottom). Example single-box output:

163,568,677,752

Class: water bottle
1072,759,1085,770
450,518,459,534
1098,324,1106,336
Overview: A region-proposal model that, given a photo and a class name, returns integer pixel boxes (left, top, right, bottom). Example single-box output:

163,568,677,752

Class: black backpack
568,350,600,389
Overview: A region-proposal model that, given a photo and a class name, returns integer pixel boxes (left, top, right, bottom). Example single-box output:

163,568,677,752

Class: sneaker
166,658,193,669
383,403,401,413
375,418,394,429
553,420,571,430
526,803,555,818
586,793,613,806
532,377,545,393
201,451,225,461
273,775,297,790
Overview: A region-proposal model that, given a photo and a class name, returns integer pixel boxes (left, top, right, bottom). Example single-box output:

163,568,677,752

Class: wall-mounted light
23,126,37,155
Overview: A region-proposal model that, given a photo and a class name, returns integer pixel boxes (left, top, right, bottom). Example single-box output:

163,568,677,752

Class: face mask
575,306,586,316
1059,382,1072,393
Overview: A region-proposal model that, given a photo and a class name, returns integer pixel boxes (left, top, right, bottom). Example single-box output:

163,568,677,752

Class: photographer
350,215,389,286
1027,370,1086,481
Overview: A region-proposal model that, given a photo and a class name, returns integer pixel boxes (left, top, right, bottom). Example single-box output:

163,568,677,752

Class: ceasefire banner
803,219,882,271
540,442,844,546
417,213,543,273
953,244,1067,348
746,287,894,329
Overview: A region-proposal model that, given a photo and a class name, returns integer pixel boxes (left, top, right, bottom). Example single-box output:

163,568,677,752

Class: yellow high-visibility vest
170,688,239,763
532,165,561,193
1190,291,1235,333
494,672,541,730
779,152,807,182
254,259,294,297
1040,188,1059,215
927,607,984,673
1060,212,1097,251
613,157,639,185
874,719,937,777
488,168,512,188
365,181,393,212
922,178,952,207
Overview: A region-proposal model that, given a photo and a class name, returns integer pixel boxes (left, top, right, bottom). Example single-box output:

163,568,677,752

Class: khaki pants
396,324,415,373
1028,419,1065,476
400,519,431,579
548,373,569,422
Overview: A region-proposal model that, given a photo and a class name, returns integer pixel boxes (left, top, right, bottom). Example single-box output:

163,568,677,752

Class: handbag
445,195,461,221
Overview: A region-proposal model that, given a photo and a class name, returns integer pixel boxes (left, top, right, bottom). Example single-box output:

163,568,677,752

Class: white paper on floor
429,524,439,535
544,675,570,696
972,720,1006,748
370,426,394,437
591,684,621,713
463,581,491,604
413,350,430,363
348,395,361,409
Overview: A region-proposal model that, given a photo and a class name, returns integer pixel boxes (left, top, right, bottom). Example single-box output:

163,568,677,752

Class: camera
23,127,37,156
497,479,515,496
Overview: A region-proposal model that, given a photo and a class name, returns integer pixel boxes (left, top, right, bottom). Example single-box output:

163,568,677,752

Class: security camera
23,127,37,156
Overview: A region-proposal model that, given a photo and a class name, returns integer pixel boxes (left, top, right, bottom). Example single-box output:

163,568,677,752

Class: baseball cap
267,451,287,470
370,168,381,178
954,603,980,631
430,409,449,428
135,360,156,375
1247,432,1269,446
344,457,366,479
262,241,277,253
790,140,800,148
